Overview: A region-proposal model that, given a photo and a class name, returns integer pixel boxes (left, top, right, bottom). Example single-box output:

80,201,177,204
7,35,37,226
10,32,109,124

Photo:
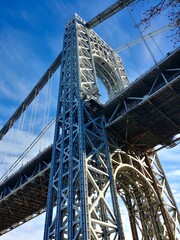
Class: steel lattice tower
43,14,179,240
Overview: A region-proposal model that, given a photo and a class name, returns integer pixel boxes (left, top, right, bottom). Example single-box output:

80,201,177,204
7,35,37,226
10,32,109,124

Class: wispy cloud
167,169,180,178
0,213,45,240
158,144,180,163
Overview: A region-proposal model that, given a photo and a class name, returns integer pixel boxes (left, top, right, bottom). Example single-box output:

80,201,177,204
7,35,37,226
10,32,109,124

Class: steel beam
86,0,135,29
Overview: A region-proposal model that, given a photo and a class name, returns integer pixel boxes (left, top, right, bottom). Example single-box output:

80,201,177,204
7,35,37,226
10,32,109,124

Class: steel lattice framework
44,14,127,240
43,14,179,240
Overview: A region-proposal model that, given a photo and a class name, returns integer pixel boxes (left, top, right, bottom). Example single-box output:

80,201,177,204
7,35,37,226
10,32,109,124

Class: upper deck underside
103,48,180,151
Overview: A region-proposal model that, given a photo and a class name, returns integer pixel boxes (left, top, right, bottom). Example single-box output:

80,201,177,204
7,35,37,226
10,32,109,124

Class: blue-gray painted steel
43,14,126,239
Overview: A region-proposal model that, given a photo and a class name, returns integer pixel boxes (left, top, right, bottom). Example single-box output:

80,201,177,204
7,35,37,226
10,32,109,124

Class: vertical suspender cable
151,35,165,58
40,71,52,150
147,0,165,59
43,72,52,149
128,43,142,76
127,7,158,64
28,93,37,138
30,92,39,136
1,107,24,178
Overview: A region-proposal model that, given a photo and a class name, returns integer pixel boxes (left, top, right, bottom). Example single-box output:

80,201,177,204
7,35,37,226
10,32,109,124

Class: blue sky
0,0,179,239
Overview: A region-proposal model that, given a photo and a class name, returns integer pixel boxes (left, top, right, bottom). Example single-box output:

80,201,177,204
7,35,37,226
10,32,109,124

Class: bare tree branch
131,0,180,46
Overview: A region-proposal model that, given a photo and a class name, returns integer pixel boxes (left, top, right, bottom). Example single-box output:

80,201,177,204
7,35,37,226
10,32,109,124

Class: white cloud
166,169,180,178
0,213,45,240
157,143,180,164
0,25,47,114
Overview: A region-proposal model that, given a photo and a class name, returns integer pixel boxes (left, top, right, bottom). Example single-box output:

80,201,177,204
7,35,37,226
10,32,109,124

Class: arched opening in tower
96,78,108,103
114,165,163,239
93,56,123,102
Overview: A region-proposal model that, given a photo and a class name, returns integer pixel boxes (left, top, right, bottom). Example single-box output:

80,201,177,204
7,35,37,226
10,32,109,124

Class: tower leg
43,14,125,240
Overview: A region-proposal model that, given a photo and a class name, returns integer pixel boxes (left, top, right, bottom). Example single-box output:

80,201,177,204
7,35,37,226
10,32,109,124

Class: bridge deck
104,48,180,150
0,147,51,235
0,49,179,235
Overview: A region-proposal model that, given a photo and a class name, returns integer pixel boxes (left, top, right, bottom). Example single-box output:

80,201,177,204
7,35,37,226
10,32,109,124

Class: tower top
62,14,129,101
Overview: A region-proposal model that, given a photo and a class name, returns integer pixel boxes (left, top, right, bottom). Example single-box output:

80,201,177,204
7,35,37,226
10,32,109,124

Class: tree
131,0,180,46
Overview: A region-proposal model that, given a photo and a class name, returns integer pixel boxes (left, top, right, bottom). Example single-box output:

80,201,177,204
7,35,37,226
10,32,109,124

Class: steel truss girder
103,50,180,151
0,146,51,201
107,67,180,127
